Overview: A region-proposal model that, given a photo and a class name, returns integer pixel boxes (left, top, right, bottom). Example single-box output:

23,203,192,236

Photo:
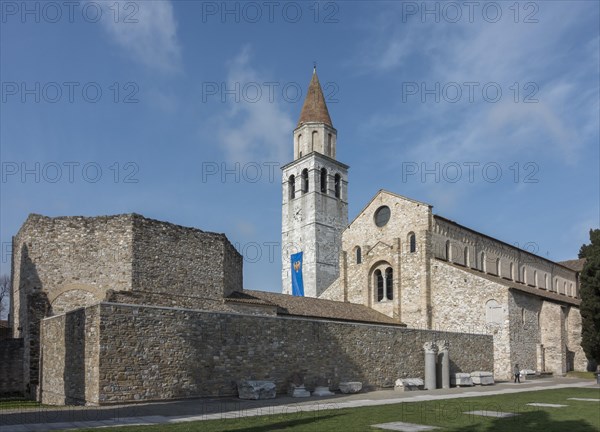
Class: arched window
569,283,573,296
464,247,470,267
327,133,332,155
510,262,514,280
299,151,303,158
562,281,566,295
521,266,527,284
485,299,502,325
334,174,341,198
445,240,452,262
496,258,501,277
320,168,327,193
409,233,416,253
297,134,302,157
385,268,393,300
554,278,558,292
533,270,538,287
288,175,295,199
480,252,486,272
544,274,548,289
356,247,362,264
301,169,309,193
375,269,383,302
311,131,318,151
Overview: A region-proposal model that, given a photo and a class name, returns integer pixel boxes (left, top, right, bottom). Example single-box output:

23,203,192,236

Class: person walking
514,364,521,383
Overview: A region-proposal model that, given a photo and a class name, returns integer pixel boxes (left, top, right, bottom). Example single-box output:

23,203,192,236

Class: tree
0,274,9,320
579,229,600,366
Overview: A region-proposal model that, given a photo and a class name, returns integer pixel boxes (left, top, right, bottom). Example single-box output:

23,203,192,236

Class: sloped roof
437,258,581,306
348,189,432,229
227,290,404,326
558,258,586,272
297,68,333,128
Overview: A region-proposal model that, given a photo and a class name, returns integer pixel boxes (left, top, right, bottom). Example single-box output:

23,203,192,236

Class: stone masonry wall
321,191,432,328
282,153,348,297
40,306,100,405
539,301,565,375
566,307,588,371
433,217,578,298
12,213,243,395
94,303,492,404
0,339,24,395
131,215,242,299
508,291,542,374
11,214,134,337
431,261,511,380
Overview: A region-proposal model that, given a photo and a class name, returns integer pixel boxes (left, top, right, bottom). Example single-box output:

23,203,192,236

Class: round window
374,206,391,227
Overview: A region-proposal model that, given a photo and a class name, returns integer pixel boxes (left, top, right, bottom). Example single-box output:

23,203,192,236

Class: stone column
438,340,450,389
423,342,438,390
536,343,545,372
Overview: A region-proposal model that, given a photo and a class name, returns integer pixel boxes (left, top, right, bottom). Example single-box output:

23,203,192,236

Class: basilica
281,68,587,380
2,69,587,405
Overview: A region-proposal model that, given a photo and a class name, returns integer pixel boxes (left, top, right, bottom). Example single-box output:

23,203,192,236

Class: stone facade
10,213,242,396
281,152,348,297
41,307,100,405
40,302,493,405
319,190,588,379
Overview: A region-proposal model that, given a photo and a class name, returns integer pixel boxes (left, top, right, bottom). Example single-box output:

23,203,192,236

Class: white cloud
214,46,295,164
355,3,597,166
98,1,181,73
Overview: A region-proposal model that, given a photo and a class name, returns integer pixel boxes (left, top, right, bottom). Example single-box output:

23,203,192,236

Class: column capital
437,340,449,351
423,341,438,353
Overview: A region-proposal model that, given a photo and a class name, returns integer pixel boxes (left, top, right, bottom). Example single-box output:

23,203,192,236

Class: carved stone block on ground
313,386,334,396
394,378,424,391
238,380,276,400
470,371,494,385
451,373,473,387
339,381,362,393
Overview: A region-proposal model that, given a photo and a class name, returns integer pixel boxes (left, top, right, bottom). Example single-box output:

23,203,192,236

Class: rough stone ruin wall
40,303,494,405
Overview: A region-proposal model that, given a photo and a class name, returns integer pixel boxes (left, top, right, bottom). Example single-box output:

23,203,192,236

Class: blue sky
1,1,599,294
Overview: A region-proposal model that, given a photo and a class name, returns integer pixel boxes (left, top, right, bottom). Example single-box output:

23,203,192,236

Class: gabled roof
297,68,333,128
558,258,586,272
227,290,404,326
348,189,432,229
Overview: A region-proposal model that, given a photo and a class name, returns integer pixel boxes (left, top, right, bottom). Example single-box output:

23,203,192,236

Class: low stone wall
94,303,492,404
40,307,100,405
0,338,25,395
40,302,493,405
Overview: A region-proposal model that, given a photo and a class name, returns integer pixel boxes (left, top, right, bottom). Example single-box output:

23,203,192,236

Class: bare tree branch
0,274,10,320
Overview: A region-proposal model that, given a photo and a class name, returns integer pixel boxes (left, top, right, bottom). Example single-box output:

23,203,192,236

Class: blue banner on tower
291,252,304,297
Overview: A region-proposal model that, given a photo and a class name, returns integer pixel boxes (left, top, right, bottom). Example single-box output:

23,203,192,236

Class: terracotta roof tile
297,69,333,128
227,290,404,326
558,258,586,272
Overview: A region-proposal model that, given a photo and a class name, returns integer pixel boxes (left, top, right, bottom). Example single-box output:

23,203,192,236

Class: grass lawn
0,398,44,409
69,387,600,432
567,371,598,380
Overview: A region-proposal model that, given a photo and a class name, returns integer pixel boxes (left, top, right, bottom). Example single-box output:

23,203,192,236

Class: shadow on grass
447,409,597,432
219,413,343,432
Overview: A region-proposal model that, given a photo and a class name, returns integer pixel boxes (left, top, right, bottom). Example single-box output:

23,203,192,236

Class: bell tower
281,67,349,297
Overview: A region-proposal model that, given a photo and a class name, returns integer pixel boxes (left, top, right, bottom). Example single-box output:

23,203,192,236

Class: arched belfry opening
281,67,349,297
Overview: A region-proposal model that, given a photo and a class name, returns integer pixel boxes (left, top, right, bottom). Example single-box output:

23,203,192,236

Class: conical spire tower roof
297,67,333,128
